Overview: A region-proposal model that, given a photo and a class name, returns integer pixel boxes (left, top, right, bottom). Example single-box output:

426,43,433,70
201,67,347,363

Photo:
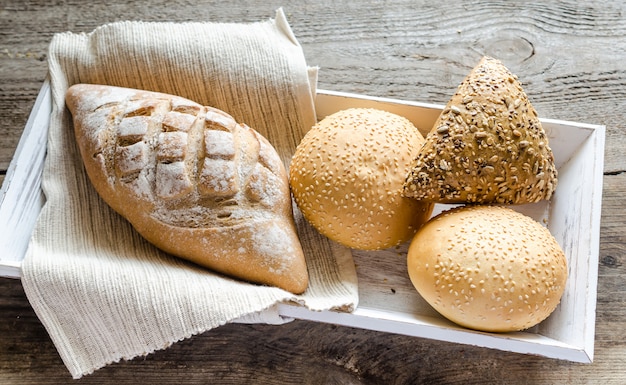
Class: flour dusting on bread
66,84,308,294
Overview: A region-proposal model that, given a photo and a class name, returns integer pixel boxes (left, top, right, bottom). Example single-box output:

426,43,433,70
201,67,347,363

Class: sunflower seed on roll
403,56,558,204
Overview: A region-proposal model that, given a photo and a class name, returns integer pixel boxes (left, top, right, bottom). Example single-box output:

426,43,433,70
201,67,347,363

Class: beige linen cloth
21,9,358,379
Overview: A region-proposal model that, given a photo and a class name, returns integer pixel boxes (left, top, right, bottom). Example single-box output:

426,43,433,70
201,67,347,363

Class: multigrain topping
403,56,558,204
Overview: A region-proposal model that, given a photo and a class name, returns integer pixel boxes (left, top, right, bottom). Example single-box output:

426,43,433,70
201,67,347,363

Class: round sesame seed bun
289,108,434,250
407,205,567,332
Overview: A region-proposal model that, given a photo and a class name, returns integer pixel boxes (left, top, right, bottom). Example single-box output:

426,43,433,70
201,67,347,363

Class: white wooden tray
0,81,604,363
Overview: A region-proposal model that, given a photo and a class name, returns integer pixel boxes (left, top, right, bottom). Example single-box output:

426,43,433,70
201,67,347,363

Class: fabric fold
21,9,358,379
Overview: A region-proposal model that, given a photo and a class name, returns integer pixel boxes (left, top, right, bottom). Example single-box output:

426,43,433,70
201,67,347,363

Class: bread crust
66,84,308,294
289,108,434,250
407,205,567,332
404,56,558,204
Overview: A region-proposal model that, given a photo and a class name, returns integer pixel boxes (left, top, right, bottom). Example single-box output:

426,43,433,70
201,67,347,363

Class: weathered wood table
1,1,624,383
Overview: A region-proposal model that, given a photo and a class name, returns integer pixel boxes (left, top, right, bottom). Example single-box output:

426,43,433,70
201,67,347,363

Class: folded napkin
21,9,358,379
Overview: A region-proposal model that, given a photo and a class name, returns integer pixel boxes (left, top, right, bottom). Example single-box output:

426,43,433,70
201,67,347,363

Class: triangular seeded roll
403,56,558,204
66,84,308,294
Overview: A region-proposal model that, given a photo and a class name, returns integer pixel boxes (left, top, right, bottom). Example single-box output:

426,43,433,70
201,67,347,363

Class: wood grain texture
1,0,625,383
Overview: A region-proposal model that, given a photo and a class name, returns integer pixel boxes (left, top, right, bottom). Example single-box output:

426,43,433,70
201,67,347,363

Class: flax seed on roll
407,205,567,332
403,56,558,204
289,108,434,250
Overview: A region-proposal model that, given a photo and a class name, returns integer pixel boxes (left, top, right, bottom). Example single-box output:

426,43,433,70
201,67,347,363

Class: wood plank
1,0,625,383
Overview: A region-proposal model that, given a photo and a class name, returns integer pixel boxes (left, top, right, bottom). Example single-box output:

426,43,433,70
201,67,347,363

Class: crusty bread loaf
403,56,558,204
66,84,308,294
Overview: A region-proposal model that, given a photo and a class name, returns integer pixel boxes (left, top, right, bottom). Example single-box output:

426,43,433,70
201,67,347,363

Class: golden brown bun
66,84,308,294
407,205,567,332
289,108,434,250
404,56,558,204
